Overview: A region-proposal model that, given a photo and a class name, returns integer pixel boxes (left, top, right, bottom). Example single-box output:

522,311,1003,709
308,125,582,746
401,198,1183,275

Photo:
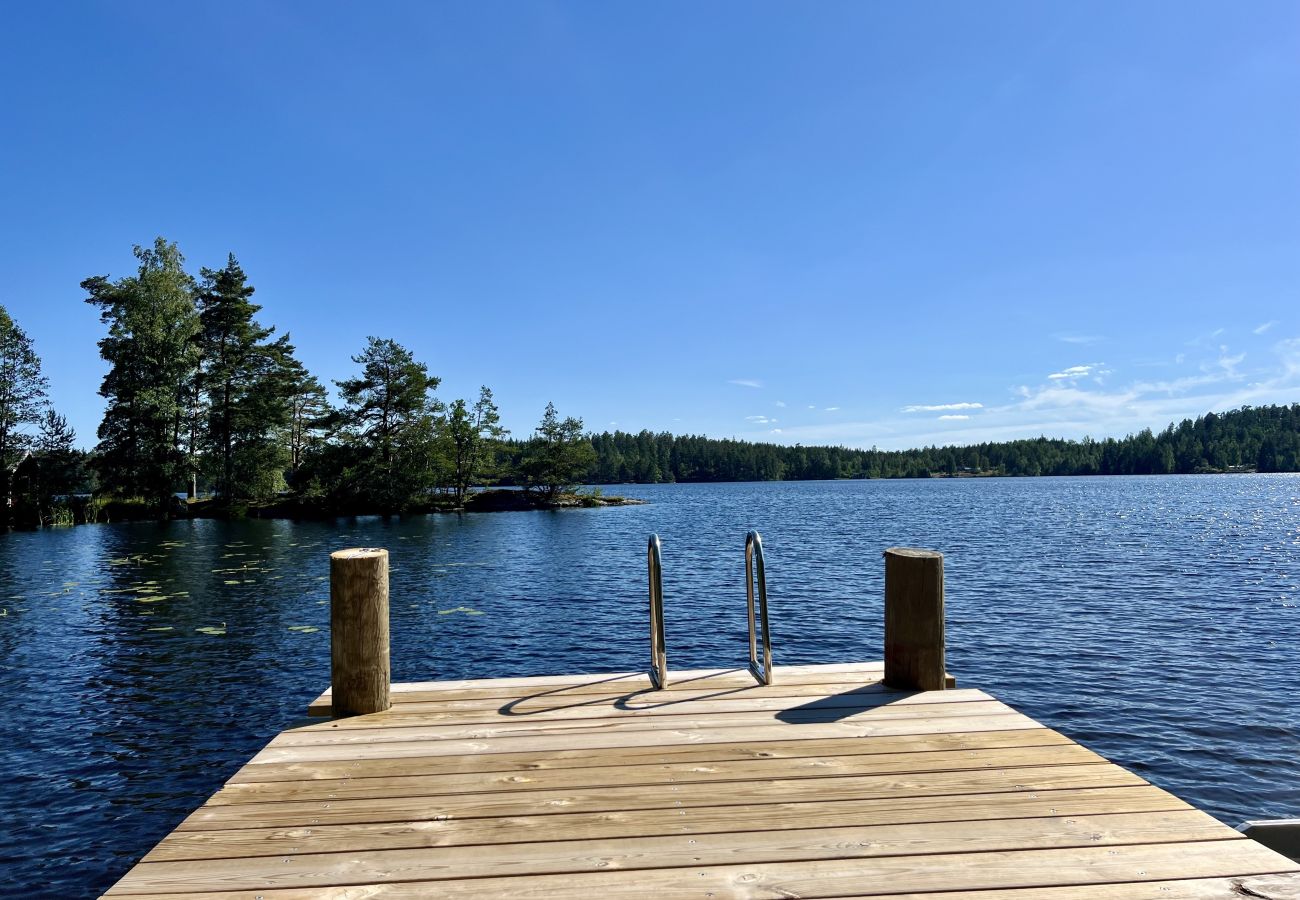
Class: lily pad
195,625,227,636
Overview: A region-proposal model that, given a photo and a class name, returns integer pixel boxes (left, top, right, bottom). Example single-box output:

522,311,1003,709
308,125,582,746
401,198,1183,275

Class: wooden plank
317,662,891,700
145,784,1191,863
270,698,1014,748
348,677,899,710
178,763,1145,831
104,840,1300,899
296,688,996,732
308,674,961,715
861,874,1300,899
209,743,1107,806
317,680,969,721
248,711,1045,765
229,727,1068,784
306,665,959,715
109,810,1239,894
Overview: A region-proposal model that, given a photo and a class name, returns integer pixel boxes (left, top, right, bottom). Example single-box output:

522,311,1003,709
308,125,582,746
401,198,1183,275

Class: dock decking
104,661,1299,899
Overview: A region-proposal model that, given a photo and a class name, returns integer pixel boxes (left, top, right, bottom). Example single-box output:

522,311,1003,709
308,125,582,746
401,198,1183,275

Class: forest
2,238,1299,528
585,403,1300,483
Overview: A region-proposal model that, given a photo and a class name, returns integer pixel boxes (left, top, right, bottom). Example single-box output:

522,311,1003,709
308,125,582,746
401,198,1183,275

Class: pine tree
0,305,49,526
283,357,331,476
336,337,442,511
195,255,298,508
83,238,200,514
12,410,87,526
521,402,595,501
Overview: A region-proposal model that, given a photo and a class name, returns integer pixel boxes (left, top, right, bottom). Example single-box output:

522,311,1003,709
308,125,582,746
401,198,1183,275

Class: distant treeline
583,404,1300,482
2,238,1298,528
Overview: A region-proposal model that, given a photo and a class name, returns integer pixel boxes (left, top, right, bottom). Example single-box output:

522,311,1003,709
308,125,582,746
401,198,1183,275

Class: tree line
2,238,1299,528
587,403,1300,483
1,238,593,526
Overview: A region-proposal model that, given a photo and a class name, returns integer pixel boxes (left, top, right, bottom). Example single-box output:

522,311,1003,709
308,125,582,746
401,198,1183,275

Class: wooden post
883,547,946,691
330,547,391,717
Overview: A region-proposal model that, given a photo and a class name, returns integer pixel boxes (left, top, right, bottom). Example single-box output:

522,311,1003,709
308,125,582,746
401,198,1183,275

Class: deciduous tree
445,386,508,506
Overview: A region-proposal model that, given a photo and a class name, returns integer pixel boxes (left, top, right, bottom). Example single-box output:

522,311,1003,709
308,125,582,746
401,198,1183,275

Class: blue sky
2,2,1298,450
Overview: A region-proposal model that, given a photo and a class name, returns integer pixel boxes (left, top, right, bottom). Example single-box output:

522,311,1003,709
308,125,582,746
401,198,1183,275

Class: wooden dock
104,660,1300,899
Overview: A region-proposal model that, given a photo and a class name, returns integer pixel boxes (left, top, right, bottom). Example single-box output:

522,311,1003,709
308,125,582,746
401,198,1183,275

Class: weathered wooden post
330,547,391,717
883,547,946,691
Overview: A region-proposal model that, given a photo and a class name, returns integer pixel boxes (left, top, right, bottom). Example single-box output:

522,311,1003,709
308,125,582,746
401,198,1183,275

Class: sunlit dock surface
104,662,1299,899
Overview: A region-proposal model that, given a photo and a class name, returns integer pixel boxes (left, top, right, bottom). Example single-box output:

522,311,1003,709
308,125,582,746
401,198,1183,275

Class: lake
2,475,1298,897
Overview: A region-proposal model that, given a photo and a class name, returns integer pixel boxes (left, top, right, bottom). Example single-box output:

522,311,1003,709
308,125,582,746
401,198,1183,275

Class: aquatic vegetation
195,624,226,636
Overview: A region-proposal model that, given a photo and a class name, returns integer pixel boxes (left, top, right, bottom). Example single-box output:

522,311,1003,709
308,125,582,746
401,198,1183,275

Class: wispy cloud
1047,364,1098,380
902,402,983,413
769,428,783,434
1215,352,1245,377
1187,328,1226,348
1053,333,1104,345
728,378,763,389
774,400,786,408
753,335,1300,450
745,415,777,425
1255,320,1278,335
824,406,840,412
807,405,816,409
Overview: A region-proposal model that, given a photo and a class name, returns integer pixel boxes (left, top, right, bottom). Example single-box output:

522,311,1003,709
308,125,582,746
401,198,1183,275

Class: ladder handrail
746,530,774,685
647,534,668,689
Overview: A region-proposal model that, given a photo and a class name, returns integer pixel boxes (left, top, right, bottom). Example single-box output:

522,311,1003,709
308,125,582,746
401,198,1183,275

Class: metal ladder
646,531,773,689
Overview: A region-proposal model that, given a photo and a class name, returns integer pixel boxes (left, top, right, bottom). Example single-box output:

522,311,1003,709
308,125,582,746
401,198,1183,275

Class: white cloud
824,406,840,411
1187,328,1226,349
1047,365,1097,380
807,404,816,409
728,379,763,388
745,415,776,424
1215,352,1245,376
1255,321,1278,335
1054,333,1104,345
938,414,970,420
770,428,783,434
757,335,1300,450
902,402,984,413
774,400,786,408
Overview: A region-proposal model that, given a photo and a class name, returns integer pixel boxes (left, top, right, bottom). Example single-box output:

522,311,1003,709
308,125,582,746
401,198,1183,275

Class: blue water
1,475,1298,896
